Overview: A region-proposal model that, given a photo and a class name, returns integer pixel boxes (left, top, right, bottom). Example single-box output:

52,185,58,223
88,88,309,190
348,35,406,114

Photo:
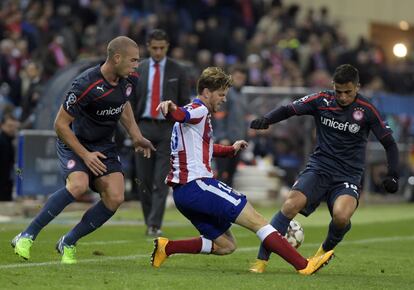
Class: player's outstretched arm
54,106,108,176
250,105,296,130
121,102,156,158
157,100,190,122
213,140,248,158
157,100,177,116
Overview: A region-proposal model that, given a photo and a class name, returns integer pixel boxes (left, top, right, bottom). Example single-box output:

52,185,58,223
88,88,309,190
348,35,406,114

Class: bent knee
102,192,124,208
214,240,237,255
332,213,350,228
66,183,89,197
220,243,237,255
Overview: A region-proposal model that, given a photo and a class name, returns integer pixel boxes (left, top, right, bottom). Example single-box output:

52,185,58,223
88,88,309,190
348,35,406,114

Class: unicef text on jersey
320,116,360,133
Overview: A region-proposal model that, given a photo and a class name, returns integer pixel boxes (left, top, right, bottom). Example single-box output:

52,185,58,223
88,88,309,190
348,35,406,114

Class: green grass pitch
1,202,414,290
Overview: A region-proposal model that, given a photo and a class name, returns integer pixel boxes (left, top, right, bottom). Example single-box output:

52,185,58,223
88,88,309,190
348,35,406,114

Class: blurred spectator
0,113,20,201
19,61,43,128
132,29,190,237
213,65,248,186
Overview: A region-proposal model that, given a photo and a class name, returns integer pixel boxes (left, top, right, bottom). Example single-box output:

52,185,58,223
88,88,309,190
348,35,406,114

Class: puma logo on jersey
323,98,331,106
96,85,104,92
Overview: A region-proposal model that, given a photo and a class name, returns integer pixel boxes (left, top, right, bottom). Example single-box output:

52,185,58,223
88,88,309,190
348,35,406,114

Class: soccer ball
284,219,304,248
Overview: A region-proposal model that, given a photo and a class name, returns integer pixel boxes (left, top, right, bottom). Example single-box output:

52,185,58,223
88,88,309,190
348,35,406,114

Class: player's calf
151,236,214,268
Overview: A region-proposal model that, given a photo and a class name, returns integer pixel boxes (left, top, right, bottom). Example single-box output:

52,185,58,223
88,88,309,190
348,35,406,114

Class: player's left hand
382,172,399,193
232,140,248,154
134,137,156,158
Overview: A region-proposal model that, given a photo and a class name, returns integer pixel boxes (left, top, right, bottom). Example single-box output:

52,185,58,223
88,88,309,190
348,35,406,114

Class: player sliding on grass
11,36,155,264
249,64,399,273
150,67,334,275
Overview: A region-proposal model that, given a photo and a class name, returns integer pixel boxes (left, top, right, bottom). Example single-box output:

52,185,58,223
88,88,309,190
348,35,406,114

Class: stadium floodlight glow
399,20,410,31
393,43,408,58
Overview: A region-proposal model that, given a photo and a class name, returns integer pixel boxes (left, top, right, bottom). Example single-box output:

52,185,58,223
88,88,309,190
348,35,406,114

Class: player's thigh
57,141,90,193
173,178,247,240
174,178,247,220
328,181,359,224
292,169,331,217
174,204,232,241
92,146,124,195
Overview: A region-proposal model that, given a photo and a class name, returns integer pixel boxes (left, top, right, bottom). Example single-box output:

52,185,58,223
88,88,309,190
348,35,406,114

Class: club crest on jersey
352,108,364,121
125,84,132,97
67,159,76,169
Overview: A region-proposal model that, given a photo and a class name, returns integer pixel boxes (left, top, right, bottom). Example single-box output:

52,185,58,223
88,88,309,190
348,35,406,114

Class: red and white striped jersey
166,99,214,185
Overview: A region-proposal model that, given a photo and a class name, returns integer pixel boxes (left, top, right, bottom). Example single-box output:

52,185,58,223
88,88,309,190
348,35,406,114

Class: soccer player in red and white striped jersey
150,67,334,275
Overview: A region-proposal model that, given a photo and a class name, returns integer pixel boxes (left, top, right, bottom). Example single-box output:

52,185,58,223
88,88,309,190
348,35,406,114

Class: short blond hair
197,67,233,95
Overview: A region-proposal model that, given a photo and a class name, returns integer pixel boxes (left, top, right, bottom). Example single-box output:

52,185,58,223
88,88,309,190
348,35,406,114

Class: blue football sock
257,211,291,260
322,220,351,251
64,200,115,245
24,188,75,239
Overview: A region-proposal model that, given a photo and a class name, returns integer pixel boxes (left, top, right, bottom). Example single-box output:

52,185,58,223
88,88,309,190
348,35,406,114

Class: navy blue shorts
292,168,360,217
57,140,123,183
173,178,248,240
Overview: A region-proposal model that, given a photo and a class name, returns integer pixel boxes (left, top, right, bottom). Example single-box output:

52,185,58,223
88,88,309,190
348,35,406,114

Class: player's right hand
133,137,156,158
156,100,177,116
250,117,270,129
83,151,107,176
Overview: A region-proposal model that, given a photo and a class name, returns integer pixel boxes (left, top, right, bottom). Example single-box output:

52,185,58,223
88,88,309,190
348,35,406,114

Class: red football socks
263,231,307,270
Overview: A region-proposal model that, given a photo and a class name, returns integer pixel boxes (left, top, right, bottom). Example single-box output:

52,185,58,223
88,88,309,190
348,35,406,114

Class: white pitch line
1,235,413,270
237,235,414,252
0,254,148,269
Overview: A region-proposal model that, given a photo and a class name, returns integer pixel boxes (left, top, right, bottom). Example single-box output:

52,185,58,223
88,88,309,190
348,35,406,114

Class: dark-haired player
250,64,399,273
12,36,155,264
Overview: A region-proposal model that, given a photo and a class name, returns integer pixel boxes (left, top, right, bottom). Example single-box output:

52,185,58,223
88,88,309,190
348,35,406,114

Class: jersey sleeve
62,79,94,117
213,144,235,157
367,104,393,140
290,92,321,115
168,104,208,124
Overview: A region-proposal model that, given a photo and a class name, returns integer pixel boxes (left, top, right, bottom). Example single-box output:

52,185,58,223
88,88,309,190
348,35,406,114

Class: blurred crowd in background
0,0,414,199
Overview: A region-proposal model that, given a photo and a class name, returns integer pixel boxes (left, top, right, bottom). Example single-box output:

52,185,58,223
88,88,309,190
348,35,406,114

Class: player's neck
198,95,212,112
100,62,119,86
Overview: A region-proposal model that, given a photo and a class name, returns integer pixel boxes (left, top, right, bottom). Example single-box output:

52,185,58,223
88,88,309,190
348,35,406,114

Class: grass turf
1,202,413,290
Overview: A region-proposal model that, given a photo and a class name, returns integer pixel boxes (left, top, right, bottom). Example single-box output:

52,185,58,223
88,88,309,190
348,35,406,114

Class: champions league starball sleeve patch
65,93,77,110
